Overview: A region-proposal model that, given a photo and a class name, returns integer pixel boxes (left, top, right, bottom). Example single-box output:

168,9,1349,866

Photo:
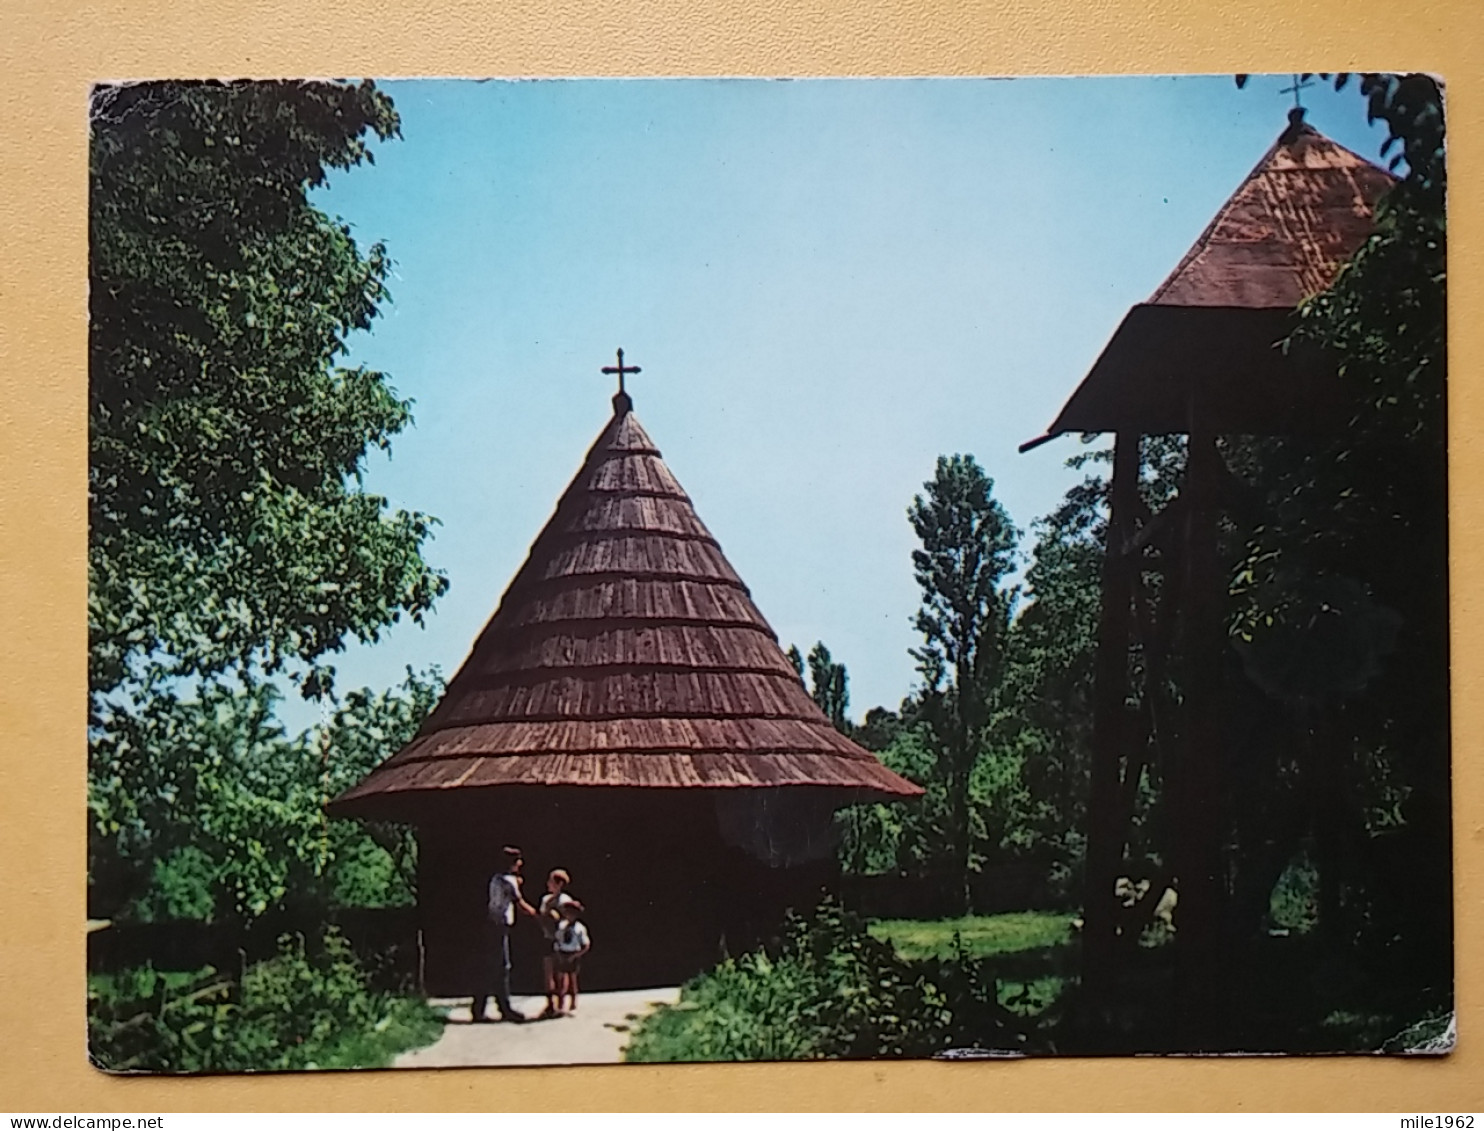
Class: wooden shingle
331,392,922,814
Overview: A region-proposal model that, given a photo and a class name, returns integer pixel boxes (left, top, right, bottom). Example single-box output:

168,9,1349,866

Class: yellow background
2,0,1480,1111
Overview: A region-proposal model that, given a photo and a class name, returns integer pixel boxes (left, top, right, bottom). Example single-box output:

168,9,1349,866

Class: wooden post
1173,429,1231,1048
1081,431,1139,1014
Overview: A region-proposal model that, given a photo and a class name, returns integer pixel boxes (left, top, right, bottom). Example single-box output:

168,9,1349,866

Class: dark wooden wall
415,786,834,994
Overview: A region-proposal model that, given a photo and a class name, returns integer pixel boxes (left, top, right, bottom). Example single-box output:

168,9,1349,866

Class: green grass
869,911,1076,961
308,996,444,1069
869,912,1078,1020
626,907,1081,1062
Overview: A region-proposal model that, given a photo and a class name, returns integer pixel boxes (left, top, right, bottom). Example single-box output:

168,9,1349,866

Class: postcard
84,74,1450,1071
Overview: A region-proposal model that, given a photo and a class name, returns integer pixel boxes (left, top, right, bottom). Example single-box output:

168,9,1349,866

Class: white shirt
487,873,521,927
539,891,574,937
555,919,590,954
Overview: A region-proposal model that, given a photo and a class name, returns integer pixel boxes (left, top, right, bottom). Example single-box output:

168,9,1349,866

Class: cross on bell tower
1278,74,1316,143
1279,72,1315,112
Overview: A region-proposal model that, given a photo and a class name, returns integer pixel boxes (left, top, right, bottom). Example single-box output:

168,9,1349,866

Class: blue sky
288,75,1388,733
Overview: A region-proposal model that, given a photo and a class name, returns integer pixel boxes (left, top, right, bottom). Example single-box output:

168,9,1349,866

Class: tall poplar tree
908,455,1018,912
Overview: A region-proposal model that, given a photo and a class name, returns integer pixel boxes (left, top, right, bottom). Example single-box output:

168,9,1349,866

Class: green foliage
90,669,441,923
993,454,1104,874
839,448,1108,886
834,801,905,876
807,642,851,731
88,929,442,1073
87,79,451,936
1269,852,1320,934
871,915,1075,1025
1230,74,1445,711
837,726,937,875
854,705,905,753
624,902,1024,1062
1226,73,1449,979
89,80,447,705
906,455,1019,910
908,454,1019,697
786,641,851,733
987,436,1186,890
91,678,323,921
837,721,1033,878
148,847,219,922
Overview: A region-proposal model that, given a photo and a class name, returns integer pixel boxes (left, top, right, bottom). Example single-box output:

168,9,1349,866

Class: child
537,869,574,1018
552,900,591,1015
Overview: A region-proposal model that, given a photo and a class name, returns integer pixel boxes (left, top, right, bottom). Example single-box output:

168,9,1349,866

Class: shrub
88,928,441,1072
1270,852,1320,933
90,674,432,926
625,901,1027,1062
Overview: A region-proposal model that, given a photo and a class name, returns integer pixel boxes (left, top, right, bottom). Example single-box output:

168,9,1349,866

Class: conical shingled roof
331,391,922,815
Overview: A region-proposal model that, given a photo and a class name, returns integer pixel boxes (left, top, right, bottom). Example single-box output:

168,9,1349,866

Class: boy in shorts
553,901,591,1015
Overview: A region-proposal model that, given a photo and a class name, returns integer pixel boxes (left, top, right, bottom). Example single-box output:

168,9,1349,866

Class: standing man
473,845,537,1023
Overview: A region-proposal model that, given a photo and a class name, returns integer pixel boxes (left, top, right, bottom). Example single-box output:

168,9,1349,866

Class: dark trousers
471,923,514,1020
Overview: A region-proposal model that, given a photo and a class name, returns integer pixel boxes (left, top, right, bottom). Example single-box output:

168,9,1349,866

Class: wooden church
330,371,921,990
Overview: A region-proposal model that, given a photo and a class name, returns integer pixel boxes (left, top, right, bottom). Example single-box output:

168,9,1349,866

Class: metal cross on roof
602,348,641,396
1279,73,1315,111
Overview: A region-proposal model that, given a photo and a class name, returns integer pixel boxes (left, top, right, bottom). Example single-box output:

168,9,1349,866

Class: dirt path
393,988,681,1068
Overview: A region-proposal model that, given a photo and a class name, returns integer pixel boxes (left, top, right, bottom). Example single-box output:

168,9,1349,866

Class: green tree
834,698,919,877
837,722,939,877
1229,73,1448,989
808,642,851,732
89,80,447,706
787,644,804,678
854,706,905,754
88,79,449,917
786,641,852,733
907,455,1019,912
315,672,445,907
994,458,1105,889
89,670,442,923
995,437,1187,895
